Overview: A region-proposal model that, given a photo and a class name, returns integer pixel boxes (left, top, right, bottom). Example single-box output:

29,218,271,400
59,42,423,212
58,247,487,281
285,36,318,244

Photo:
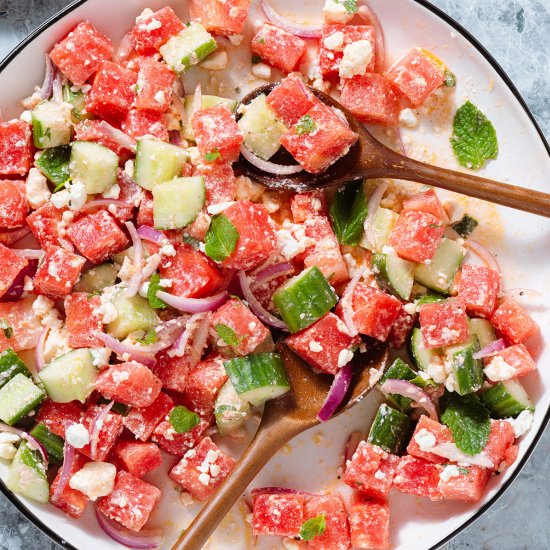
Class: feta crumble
252,63,272,79
323,0,355,23
26,168,51,209
339,40,374,79
338,348,354,368
69,462,117,500
484,355,516,382
65,423,90,449
399,108,418,128
506,410,534,438
439,464,460,482
414,428,436,451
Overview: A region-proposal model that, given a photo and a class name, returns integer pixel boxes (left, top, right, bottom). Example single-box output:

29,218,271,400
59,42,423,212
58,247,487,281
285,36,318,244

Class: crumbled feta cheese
309,341,323,353
207,201,235,215
112,369,130,383
399,108,418,128
91,347,111,367
69,462,117,500
484,355,516,382
323,0,355,23
102,183,121,200
44,326,72,362
324,31,344,51
209,463,221,477
439,464,460,482
374,469,386,480
445,370,459,393
339,40,374,79
252,62,272,79
276,229,305,261
426,360,446,384
67,180,88,211
20,110,33,123
414,428,436,451
381,245,396,256
338,348,354,368
0,442,17,460
26,168,51,209
198,473,210,486
205,449,219,464
200,51,228,71
124,159,135,179
228,34,244,46
159,243,176,257
506,410,534,438
32,295,63,329
0,432,20,445
51,189,71,209
98,286,119,324
403,302,417,315
65,423,90,449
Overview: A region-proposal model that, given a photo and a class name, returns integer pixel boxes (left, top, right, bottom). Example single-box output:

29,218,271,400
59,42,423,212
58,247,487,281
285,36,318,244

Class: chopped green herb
204,214,239,262
329,180,368,245
451,214,479,238
138,328,158,345
251,54,262,64
444,69,457,87
458,466,470,475
295,114,317,135
429,223,443,229
169,406,201,433
257,37,265,44
53,179,69,192
204,148,222,162
215,324,241,347
86,290,101,300
0,318,13,339
147,273,168,309
300,515,326,541
35,145,71,187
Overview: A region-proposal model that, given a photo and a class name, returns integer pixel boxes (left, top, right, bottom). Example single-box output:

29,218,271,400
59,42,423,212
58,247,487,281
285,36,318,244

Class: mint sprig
169,406,200,433
295,115,316,135
329,180,368,246
300,514,326,541
214,324,241,347
147,273,168,309
204,214,239,262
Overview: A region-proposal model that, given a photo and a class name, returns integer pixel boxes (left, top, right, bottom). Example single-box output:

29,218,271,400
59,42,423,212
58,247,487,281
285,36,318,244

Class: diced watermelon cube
114,440,163,478
456,264,500,319
438,465,490,502
389,210,445,263
110,169,142,223
86,61,138,122
95,362,162,408
80,404,124,461
385,48,445,106
0,228,35,247
192,104,243,164
64,292,103,348
36,400,83,438
484,344,536,380
27,203,65,250
491,298,539,345
402,188,450,223
419,298,470,349
349,494,390,550
406,415,453,464
152,415,209,457
137,191,154,227
132,7,185,55
290,190,328,223
393,455,443,501
97,470,161,532
0,297,42,352
74,119,129,156
280,101,358,174
0,121,32,176
169,436,236,501
266,74,315,128
123,392,173,442
194,163,236,205
33,247,86,298
304,494,350,550
251,24,307,73
189,0,250,36
388,305,416,349
503,444,519,469
0,180,28,228
182,355,228,415
342,441,399,500
151,351,191,393
0,245,28,299
50,451,90,518
483,419,516,471
252,493,305,537
135,57,175,112
122,109,168,141
220,201,277,270
67,210,129,264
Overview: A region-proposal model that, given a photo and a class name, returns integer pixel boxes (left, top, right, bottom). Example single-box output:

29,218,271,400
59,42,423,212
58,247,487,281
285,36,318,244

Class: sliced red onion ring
58,237,75,252
0,259,38,303
156,290,228,314
261,0,322,38
318,363,353,423
344,431,363,463
171,92,188,130
137,226,167,245
52,70,63,103
96,510,162,549
97,332,156,367
35,327,49,372
379,379,438,421
240,145,304,175
172,78,185,97
169,130,182,146
173,313,210,364
114,32,135,64
37,54,55,100
363,182,388,247
141,254,162,281
12,249,44,260
473,338,506,359
339,268,365,337
52,443,75,500
97,121,137,152
251,261,294,290
90,401,114,459
357,0,386,71
0,423,48,465
125,221,144,298
430,442,494,468
80,199,131,212
464,239,500,274
251,486,318,497
249,253,279,278
237,271,288,331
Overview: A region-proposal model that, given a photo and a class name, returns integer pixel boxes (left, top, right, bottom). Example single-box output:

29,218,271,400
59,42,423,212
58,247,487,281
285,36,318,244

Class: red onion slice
261,0,322,38
344,431,363,463
169,131,182,146
52,442,75,500
379,379,438,421
430,442,494,468
35,327,49,372
97,332,157,367
463,239,500,274
0,423,48,465
171,92,188,130
125,221,144,298
89,402,114,459
240,145,304,175
156,290,228,314
339,268,365,337
173,313,210,365
473,338,507,359
0,259,38,303
37,54,55,100
251,261,294,290
137,226,168,245
317,362,353,423
12,249,44,260
58,237,75,252
96,510,162,549
80,199,131,212
357,0,386,71
52,70,63,103
96,121,137,153
363,182,388,247
114,32,135,64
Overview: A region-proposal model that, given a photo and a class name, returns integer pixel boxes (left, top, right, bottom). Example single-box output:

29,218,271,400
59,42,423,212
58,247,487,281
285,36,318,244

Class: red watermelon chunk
252,492,305,537
483,344,536,381
438,465,490,502
194,163,236,205
0,180,28,228
483,419,516,471
182,355,228,415
0,297,42,352
280,101,358,174
389,210,445,263
491,297,538,345
135,57,175,112
67,210,129,264
189,0,250,36
33,247,86,298
402,188,450,223
64,292,103,348
0,121,32,176
192,103,243,164
290,190,328,223
132,7,185,55
109,169,142,223
0,245,28,299
74,119,129,156
220,201,277,270
419,298,469,349
385,49,445,106
152,414,209,457
114,440,163,478
50,451,90,518
80,405,124,462
388,305,416,349
393,455,443,501
151,351,191,393
36,400,83,438
122,109,168,141
457,264,500,319
97,470,161,532
169,436,236,501
342,441,399,500
304,493,350,550
349,494,390,550
251,24,307,73
123,392,173,442
406,415,453,464
503,444,519,469
266,74,315,128
27,203,67,250
137,191,154,227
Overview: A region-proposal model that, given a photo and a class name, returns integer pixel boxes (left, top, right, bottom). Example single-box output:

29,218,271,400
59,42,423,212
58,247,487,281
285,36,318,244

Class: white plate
0,1,549,549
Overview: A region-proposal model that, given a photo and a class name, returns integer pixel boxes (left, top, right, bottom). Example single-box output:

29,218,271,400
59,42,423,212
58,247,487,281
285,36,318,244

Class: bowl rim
0,1,549,549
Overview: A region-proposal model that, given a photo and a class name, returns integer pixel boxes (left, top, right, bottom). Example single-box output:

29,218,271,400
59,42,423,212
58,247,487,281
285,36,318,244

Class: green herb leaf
169,406,201,433
295,115,317,135
441,393,491,456
451,214,479,238
204,214,239,262
251,54,262,64
451,101,498,170
458,466,470,475
444,69,457,87
138,328,158,345
300,515,326,541
329,180,368,245
340,0,358,13
35,145,71,187
214,324,241,347
0,318,13,339
257,37,265,44
147,273,168,309
204,148,222,162
86,290,101,300
183,234,201,250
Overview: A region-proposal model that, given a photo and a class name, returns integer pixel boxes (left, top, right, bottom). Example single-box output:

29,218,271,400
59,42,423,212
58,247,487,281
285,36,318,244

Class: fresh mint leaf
329,180,368,245
204,214,239,262
451,214,478,238
451,101,498,170
444,69,457,87
214,324,241,347
300,515,326,541
458,466,470,475
138,328,158,345
35,145,71,187
341,0,358,13
204,148,222,162
0,318,13,339
441,393,490,456
295,114,316,135
147,273,168,309
169,406,200,433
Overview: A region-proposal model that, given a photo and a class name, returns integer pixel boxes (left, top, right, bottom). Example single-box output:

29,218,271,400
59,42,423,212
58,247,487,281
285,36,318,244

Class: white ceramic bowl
1,1,549,549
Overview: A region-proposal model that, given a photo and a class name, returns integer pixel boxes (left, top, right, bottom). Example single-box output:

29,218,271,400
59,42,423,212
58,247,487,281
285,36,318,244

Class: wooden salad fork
172,342,389,550
236,83,550,218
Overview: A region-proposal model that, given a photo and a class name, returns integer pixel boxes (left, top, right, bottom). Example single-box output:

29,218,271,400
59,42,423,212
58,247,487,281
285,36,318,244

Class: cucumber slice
70,141,119,194
414,238,464,294
409,327,440,371
183,95,237,141
152,176,205,230
224,353,290,407
372,253,415,300
159,22,217,74
30,422,64,464
480,379,534,418
39,349,97,403
134,138,188,191
74,263,118,293
360,207,398,252
32,101,72,148
106,289,160,339
414,293,445,306
272,266,338,333
62,83,91,122
238,94,286,160
35,145,71,187
367,403,413,454
6,442,49,503
445,335,484,396
0,374,45,425
0,348,31,390
214,379,250,436
379,358,417,413
451,214,478,238
468,318,497,349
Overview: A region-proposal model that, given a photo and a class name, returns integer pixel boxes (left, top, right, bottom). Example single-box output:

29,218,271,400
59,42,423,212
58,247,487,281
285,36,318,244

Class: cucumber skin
409,327,440,372
380,358,417,413
106,290,160,340
30,423,64,464
35,145,71,186
367,403,413,454
74,263,118,293
70,141,119,194
0,374,45,425
447,336,484,396
372,253,414,301
481,382,535,418
6,442,49,503
0,348,31,390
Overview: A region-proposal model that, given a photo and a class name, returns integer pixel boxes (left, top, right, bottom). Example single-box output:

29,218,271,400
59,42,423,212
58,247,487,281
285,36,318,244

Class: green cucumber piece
224,353,290,407
0,348,31,390
272,266,338,333
134,138,188,191
367,403,413,454
372,253,415,300
0,374,45,425
35,145,71,187
414,293,445,306
445,335,484,395
451,214,478,238
39,349,97,403
70,141,119,194
409,327,440,371
214,379,250,436
62,83,91,122
30,423,64,464
152,176,205,230
183,95,237,141
74,263,118,293
32,101,72,148
414,238,464,294
106,289,160,339
379,358,417,413
159,22,217,74
6,442,49,503
360,207,398,252
481,379,534,418
468,318,497,349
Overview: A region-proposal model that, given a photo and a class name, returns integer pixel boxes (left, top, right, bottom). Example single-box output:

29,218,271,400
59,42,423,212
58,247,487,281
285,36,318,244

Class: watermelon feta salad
0,0,540,548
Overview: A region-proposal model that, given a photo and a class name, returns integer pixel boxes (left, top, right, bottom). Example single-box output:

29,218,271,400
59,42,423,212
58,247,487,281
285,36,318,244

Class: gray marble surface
0,1,549,549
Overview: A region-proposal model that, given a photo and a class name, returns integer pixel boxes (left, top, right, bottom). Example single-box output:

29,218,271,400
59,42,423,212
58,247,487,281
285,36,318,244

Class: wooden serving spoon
236,83,550,218
172,342,389,550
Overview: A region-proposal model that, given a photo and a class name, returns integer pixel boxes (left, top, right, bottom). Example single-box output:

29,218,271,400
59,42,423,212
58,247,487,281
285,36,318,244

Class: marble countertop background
0,0,548,549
